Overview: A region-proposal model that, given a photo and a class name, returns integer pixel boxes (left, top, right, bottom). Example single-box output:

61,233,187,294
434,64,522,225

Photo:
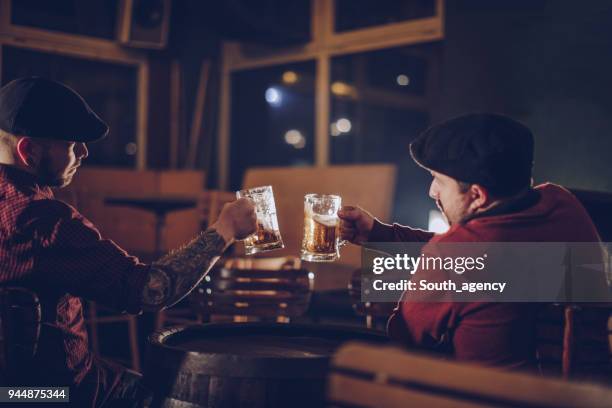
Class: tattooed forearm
141,228,227,311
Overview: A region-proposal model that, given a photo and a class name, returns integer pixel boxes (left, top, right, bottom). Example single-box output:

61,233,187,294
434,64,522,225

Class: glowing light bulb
336,118,352,133
265,87,282,105
396,74,410,86
284,129,306,149
284,129,302,145
282,71,298,84
331,81,351,96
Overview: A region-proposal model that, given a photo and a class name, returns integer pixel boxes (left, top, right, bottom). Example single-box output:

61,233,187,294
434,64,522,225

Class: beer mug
236,185,284,255
300,194,346,262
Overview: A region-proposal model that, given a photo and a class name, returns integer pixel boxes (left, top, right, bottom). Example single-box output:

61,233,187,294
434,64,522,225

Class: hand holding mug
338,205,375,245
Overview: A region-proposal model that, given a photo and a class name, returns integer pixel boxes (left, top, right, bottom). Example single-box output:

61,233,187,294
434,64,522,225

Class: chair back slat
328,342,612,408
191,257,314,321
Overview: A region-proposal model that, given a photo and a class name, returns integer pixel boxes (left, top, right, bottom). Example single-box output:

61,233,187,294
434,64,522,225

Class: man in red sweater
338,113,604,369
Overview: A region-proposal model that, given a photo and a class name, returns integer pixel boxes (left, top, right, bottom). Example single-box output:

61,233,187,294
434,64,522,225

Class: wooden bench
328,342,612,408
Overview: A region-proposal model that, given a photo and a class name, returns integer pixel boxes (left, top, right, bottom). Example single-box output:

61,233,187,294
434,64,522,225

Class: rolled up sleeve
28,200,149,314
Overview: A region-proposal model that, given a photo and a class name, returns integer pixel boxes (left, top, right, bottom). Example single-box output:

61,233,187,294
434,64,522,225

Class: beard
436,199,452,225
36,153,72,188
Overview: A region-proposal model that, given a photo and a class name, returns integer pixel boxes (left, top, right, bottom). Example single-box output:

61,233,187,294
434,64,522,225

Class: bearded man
0,77,256,406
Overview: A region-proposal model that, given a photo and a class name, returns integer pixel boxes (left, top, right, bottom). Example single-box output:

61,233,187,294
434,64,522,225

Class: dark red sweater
370,183,602,369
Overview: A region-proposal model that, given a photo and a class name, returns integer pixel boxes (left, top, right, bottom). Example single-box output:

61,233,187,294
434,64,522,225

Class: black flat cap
0,77,108,142
410,113,534,197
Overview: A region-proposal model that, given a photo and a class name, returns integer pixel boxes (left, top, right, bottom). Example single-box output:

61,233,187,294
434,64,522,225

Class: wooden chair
0,287,41,384
84,302,141,371
328,342,612,408
537,303,612,382
190,257,314,323
348,268,395,329
569,189,612,242
348,276,611,380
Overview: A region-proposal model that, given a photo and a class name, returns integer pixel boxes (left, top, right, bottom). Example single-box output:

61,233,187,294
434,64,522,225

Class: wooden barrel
145,323,387,407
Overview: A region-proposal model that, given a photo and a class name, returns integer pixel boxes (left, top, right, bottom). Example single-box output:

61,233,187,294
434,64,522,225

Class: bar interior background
0,0,611,403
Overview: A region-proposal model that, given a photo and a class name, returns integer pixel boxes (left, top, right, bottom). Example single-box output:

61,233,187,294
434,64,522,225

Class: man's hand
338,205,375,245
212,198,257,244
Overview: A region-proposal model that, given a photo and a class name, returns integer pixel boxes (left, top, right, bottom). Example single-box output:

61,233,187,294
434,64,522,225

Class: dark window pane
1,46,138,167
332,48,429,97
12,0,118,39
335,0,436,32
230,62,315,190
204,0,311,46
330,44,439,228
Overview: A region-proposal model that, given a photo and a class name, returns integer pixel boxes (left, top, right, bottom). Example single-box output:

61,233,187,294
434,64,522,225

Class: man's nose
76,142,88,159
429,181,438,200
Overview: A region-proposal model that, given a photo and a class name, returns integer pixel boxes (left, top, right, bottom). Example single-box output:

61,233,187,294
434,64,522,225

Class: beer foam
312,213,338,227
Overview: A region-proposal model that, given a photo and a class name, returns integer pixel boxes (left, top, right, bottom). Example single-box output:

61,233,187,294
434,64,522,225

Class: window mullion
315,54,330,167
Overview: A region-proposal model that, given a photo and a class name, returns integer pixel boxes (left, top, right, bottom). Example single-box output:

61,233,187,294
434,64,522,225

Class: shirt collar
0,164,54,199
461,188,540,224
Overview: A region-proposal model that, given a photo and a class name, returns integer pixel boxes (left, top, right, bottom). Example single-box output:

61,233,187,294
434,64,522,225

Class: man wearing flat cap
0,77,257,406
339,113,603,369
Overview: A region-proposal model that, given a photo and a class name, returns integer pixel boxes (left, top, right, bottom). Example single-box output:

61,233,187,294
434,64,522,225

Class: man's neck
463,188,538,224
0,157,35,175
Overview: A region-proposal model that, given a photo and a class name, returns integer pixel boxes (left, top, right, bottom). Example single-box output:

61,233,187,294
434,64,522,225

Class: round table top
156,323,387,359
104,195,197,214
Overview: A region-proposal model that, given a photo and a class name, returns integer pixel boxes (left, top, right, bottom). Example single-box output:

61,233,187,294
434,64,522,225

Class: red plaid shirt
0,165,149,385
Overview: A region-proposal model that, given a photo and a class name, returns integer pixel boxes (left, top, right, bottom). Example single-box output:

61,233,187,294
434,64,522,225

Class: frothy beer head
304,212,339,254
312,214,337,227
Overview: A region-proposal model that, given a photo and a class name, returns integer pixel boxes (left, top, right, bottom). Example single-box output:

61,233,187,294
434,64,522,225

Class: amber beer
303,214,338,254
236,186,284,255
301,194,345,262
244,221,282,248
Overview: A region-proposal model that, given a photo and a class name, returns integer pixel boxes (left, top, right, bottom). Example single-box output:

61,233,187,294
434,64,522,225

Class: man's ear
468,184,489,211
16,137,40,167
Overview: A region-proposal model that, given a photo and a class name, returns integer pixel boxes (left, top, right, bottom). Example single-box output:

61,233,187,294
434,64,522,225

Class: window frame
217,0,444,189
0,0,149,169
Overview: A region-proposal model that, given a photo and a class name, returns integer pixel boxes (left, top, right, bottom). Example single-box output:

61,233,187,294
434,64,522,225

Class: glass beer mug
300,194,346,262
236,185,284,255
